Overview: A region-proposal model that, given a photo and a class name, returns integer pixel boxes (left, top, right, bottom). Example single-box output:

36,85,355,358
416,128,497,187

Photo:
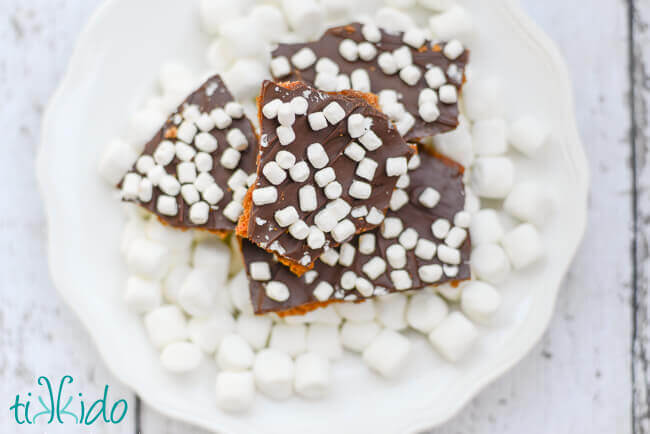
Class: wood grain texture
631,1,650,432
0,0,644,433
0,1,136,433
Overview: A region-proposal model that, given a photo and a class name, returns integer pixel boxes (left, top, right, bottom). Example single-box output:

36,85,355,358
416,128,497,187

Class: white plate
36,0,589,432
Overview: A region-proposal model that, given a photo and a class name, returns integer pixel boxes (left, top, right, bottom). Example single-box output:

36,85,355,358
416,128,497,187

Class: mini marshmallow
349,180,372,199
315,210,337,232
215,371,255,413
203,184,225,205
217,333,255,371
375,7,416,33
445,227,467,248
356,157,378,181
503,182,553,226
429,311,477,362
292,47,318,69
121,173,141,200
271,56,292,78
276,125,296,146
263,161,287,185
433,118,474,167
361,23,382,42
156,195,178,216
501,223,544,269
336,299,376,322
454,210,472,228
339,39,359,62
187,309,235,353
223,59,269,100
386,244,407,269
314,167,336,187
265,281,291,302
406,292,448,334
253,348,294,400
220,148,241,169
277,103,296,127
194,152,213,173
332,220,356,243
351,69,371,93
509,115,549,157
253,186,278,206
237,314,273,350
419,103,441,123
403,27,425,48
251,4,288,42
193,239,231,273
270,324,307,357
461,281,501,324
159,174,181,196
439,84,458,103
428,5,473,42
355,277,374,297
390,189,409,211
124,276,162,314
473,119,508,156
289,220,310,240
144,305,188,348
382,217,404,239
366,207,385,225
298,185,318,212
418,264,443,283
437,244,461,265
323,102,346,125
160,342,203,373
390,270,412,290
313,281,334,302
472,157,515,199
188,201,208,224
307,142,329,168
290,161,311,182
306,324,343,359
363,329,411,378
376,294,408,330
358,233,376,255
275,206,299,227
358,42,378,61
419,187,441,208
99,139,139,184
178,269,215,317
462,76,504,121
347,113,369,138
315,72,338,92
127,238,169,280
263,98,283,119
327,198,351,220
282,0,325,39
294,353,330,399
471,243,511,284
129,108,167,146
378,52,399,75
175,141,196,162
340,321,380,352
162,264,190,304
469,209,504,245
275,150,296,170
400,65,422,86
211,108,232,130
324,181,343,199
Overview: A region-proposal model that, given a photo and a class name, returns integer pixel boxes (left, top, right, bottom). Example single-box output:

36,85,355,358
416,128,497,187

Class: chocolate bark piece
237,81,415,276
119,75,258,235
241,148,471,316
271,22,469,142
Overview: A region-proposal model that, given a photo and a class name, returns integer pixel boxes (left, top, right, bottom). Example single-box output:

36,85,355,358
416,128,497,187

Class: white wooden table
0,1,647,433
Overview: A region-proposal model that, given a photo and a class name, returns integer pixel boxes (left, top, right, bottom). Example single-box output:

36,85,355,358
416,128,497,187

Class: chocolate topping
242,148,471,315
238,81,415,273
271,23,469,141
120,75,258,234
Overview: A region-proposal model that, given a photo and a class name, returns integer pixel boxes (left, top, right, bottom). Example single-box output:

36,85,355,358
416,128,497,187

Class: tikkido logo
9,375,128,426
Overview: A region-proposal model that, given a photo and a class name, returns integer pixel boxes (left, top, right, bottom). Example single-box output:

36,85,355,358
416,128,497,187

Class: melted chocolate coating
271,23,469,141
121,75,258,233
243,149,471,315
243,81,414,268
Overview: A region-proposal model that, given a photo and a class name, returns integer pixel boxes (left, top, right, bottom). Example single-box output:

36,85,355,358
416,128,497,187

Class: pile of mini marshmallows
99,0,551,412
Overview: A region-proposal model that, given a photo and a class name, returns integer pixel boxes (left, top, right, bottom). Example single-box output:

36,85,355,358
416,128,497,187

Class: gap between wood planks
629,0,649,433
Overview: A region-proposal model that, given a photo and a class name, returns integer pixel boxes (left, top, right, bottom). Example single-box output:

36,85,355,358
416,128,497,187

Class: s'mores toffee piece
119,75,258,236
237,81,415,275
241,148,471,316
270,22,469,141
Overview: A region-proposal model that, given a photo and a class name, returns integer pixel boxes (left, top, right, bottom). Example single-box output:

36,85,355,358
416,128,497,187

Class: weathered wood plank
631,1,650,432
434,1,636,433
0,1,136,432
